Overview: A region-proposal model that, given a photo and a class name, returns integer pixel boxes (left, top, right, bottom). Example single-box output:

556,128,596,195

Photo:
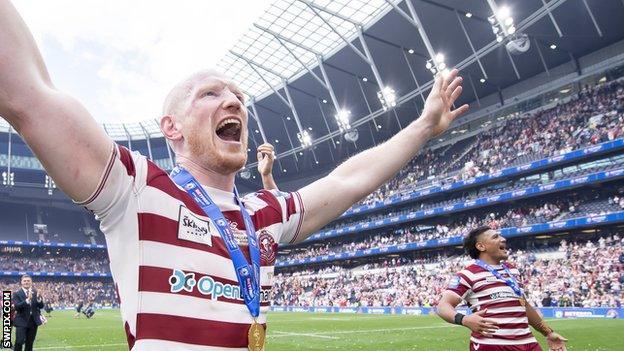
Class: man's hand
420,69,469,137
461,309,499,336
546,332,568,351
256,143,275,176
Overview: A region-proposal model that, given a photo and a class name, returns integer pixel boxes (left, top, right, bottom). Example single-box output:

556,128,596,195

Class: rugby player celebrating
437,226,568,351
0,1,467,349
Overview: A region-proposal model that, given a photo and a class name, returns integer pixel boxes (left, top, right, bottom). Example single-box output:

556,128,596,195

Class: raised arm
257,142,278,191
0,0,113,202
297,69,468,239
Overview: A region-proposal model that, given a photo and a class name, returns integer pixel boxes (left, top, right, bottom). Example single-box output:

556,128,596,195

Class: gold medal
519,297,526,307
248,321,266,351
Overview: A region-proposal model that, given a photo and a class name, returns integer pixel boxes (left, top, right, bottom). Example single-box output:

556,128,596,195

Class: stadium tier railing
2,164,623,252
269,306,624,319
275,210,624,267
302,166,624,244
0,271,111,277
339,138,624,219
0,240,105,250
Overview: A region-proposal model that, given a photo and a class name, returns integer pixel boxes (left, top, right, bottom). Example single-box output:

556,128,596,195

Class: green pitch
17,309,623,350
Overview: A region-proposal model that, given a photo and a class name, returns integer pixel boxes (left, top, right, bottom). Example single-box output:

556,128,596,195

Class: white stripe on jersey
486,306,527,314
141,241,275,284
470,286,518,299
488,316,529,324
494,328,532,336
138,292,269,325
140,185,189,221
470,336,537,345
460,267,520,282
133,339,247,351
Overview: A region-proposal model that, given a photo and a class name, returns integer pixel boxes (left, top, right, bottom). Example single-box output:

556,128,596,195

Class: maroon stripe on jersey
290,192,305,244
457,272,475,286
472,332,534,341
481,300,524,310
124,321,136,350
138,212,231,258
285,192,297,218
255,190,281,213
486,312,526,319
136,313,267,348
118,145,136,177
145,162,207,216
220,209,282,236
138,266,271,307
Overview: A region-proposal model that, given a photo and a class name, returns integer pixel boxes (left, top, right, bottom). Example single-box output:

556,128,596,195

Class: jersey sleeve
446,272,473,301
74,143,146,227
250,189,305,245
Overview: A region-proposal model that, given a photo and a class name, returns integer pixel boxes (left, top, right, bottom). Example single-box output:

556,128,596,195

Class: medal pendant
519,297,526,307
248,322,266,351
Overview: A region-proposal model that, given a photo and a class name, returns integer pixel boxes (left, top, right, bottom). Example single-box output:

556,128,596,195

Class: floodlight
377,86,397,111
297,130,313,148
334,109,351,132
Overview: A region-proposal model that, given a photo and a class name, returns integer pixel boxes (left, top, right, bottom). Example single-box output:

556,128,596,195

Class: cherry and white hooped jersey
79,144,305,350
446,262,538,347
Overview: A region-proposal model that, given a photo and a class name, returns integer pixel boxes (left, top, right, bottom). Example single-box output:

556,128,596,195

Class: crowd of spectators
519,236,622,308
1,279,118,309
272,235,623,308
0,250,110,273
281,191,621,261
356,78,624,207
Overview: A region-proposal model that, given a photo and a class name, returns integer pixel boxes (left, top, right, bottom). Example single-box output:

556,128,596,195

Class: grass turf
16,309,623,350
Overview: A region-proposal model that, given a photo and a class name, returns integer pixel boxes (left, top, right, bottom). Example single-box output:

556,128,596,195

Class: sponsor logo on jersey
168,269,270,302
489,291,518,300
177,206,212,246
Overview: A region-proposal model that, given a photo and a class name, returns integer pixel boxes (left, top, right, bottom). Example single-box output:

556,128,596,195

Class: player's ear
161,115,184,143
475,241,486,253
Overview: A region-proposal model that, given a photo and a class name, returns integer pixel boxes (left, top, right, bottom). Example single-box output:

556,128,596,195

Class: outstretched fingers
441,69,459,92
451,103,470,120
432,72,444,93
446,76,463,99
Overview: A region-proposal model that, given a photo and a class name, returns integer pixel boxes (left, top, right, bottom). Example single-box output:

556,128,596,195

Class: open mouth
215,118,242,143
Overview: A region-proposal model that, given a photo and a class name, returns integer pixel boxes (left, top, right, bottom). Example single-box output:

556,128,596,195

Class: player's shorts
469,342,543,351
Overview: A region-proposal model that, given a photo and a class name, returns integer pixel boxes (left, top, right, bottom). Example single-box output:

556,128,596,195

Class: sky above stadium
14,0,274,124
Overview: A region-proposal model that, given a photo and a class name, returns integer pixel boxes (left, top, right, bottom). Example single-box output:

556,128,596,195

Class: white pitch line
320,324,456,335
36,343,127,350
269,324,456,340
271,331,340,339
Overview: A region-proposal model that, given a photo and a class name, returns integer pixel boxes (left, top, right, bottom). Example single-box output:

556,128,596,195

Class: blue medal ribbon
170,166,260,318
475,260,523,297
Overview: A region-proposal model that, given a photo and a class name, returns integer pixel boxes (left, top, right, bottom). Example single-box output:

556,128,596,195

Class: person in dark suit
12,275,45,351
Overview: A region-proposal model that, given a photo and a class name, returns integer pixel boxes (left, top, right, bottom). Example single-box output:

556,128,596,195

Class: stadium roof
1,0,624,186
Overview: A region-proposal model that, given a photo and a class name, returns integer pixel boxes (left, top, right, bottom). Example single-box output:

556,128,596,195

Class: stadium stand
0,278,117,309
272,235,623,309
358,78,624,206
